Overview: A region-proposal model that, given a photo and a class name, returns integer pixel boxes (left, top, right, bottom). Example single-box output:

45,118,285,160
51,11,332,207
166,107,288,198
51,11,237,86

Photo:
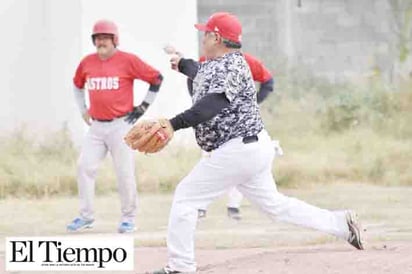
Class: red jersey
73,50,160,120
199,53,272,83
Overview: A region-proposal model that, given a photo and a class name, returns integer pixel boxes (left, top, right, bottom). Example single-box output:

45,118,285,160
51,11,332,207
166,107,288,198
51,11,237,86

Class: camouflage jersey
191,51,264,151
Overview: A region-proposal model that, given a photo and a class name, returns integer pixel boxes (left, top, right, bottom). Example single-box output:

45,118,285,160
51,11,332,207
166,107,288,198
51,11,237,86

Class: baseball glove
124,119,174,153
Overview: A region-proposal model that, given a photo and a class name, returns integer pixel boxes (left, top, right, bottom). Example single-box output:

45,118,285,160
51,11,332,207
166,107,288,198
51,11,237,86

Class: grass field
0,78,411,198
0,184,411,247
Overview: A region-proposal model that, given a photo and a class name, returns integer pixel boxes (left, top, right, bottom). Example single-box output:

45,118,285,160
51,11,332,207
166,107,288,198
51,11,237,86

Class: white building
0,0,198,145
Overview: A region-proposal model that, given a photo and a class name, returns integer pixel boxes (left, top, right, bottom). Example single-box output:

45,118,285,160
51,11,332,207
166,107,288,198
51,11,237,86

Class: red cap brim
194,23,211,32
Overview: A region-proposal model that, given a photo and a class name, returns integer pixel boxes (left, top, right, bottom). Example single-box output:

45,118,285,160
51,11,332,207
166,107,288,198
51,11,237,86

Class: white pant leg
107,119,137,224
198,187,243,211
167,147,252,272
237,139,350,240
167,130,276,272
167,130,350,272
227,187,243,209
77,122,108,221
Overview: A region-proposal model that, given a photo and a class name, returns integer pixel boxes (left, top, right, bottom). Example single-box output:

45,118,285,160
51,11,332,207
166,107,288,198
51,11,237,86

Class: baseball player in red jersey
164,46,275,220
67,19,163,233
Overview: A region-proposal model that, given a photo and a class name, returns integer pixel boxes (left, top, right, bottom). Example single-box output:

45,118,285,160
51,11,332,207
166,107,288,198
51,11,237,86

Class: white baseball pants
226,187,243,208
77,117,137,223
205,140,284,210
166,130,350,272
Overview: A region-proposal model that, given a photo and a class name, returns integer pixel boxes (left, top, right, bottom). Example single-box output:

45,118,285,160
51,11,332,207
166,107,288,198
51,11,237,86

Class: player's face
201,31,219,58
94,34,116,56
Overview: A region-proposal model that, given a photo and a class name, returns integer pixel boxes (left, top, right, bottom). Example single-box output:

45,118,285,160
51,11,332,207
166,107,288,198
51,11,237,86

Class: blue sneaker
118,222,136,233
67,217,94,232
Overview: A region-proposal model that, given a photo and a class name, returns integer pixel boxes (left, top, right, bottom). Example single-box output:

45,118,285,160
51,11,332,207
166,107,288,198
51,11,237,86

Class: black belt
92,114,127,122
242,135,258,144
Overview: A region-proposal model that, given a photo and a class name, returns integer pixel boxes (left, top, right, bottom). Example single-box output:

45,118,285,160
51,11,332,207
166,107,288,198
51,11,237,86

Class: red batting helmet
92,19,119,46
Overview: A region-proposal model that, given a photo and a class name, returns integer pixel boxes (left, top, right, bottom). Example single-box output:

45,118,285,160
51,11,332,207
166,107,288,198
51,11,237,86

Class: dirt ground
2,242,411,274
135,242,412,274
1,184,411,274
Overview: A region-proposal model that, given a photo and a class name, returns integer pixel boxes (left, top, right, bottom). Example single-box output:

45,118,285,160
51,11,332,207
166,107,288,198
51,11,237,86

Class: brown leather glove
124,119,174,153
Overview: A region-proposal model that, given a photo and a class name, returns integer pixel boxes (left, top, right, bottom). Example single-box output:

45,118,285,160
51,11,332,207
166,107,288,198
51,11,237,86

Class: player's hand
82,112,91,126
170,54,181,71
124,104,147,125
164,44,182,70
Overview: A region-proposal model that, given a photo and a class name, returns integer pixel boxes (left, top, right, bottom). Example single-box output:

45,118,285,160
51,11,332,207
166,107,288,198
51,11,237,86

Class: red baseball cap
195,12,242,43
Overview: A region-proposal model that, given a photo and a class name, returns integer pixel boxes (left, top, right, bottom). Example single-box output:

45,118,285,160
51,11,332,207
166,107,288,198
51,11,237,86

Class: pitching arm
169,93,230,131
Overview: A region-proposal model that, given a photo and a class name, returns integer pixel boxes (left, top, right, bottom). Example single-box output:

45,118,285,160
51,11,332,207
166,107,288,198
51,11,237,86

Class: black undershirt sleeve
187,78,194,96
170,93,230,131
257,78,274,104
178,58,199,80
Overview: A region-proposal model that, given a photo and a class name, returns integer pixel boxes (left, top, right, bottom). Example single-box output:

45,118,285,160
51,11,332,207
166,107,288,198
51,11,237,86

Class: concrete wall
197,0,282,65
198,0,404,84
